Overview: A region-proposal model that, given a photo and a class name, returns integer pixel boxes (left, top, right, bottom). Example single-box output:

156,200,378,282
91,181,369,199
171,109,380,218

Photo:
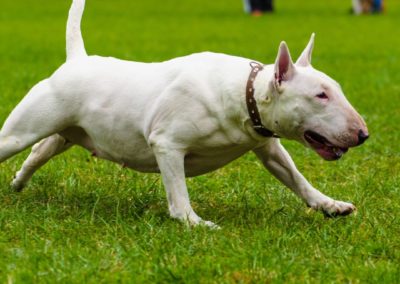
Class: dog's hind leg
0,80,74,164
253,139,356,217
11,134,73,191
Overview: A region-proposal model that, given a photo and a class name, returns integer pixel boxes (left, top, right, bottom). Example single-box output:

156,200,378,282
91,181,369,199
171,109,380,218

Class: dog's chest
182,144,256,176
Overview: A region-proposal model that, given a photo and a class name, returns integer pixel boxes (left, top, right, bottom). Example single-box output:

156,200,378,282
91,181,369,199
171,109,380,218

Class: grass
0,0,400,282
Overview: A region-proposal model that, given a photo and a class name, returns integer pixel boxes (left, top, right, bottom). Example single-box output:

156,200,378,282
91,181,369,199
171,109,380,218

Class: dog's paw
171,210,220,229
185,216,220,229
11,174,25,192
186,219,220,230
198,220,221,230
319,200,356,217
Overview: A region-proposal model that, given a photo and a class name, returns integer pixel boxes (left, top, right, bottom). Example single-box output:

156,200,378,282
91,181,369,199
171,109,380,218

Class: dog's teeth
332,147,343,156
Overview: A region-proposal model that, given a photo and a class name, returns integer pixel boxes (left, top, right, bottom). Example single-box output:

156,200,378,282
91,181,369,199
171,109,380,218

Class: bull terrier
3,0,368,228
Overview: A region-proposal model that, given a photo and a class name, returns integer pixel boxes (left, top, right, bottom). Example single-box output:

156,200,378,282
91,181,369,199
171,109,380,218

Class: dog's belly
110,148,249,177
61,126,252,176
92,143,250,177
61,126,159,172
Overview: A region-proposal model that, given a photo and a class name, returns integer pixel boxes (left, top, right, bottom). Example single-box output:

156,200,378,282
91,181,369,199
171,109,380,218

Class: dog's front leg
253,139,356,216
152,146,218,228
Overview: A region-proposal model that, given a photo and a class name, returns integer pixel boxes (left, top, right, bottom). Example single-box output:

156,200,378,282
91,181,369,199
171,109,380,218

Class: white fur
3,0,368,227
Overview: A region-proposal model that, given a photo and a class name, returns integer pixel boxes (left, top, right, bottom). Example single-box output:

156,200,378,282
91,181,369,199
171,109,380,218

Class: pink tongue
316,147,340,161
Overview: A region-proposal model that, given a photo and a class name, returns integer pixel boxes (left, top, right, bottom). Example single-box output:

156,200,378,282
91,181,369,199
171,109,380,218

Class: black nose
357,129,369,146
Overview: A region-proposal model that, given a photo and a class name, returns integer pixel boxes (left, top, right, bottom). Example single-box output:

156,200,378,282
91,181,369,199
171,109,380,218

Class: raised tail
66,0,87,61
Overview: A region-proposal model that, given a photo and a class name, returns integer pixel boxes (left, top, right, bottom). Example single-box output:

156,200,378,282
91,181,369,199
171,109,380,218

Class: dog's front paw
170,210,220,229
187,218,220,230
319,200,356,217
198,220,221,230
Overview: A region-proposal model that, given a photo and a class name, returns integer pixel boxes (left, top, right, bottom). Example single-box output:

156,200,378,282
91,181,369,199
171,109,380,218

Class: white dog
2,0,368,228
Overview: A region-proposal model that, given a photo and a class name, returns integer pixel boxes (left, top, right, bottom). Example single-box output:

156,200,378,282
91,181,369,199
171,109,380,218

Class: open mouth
304,130,348,161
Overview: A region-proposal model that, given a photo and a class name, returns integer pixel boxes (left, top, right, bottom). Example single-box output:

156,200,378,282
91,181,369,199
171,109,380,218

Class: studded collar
245,62,279,138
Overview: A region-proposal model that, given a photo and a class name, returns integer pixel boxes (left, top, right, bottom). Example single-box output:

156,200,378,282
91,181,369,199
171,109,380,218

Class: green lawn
1,0,400,282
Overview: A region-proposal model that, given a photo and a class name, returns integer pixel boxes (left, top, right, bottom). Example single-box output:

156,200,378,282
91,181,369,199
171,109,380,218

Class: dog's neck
243,64,279,139
244,62,278,138
216,61,279,141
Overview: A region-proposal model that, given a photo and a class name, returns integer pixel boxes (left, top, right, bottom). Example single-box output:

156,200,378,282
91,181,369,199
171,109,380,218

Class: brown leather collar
246,62,279,138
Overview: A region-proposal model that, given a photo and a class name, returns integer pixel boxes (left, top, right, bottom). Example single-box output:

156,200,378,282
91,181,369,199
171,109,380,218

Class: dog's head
264,34,368,160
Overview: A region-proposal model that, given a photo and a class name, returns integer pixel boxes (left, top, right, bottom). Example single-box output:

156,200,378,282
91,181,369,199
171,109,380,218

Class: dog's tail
66,0,87,61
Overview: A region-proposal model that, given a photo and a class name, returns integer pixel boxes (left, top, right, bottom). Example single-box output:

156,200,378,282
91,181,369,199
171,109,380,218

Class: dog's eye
316,92,328,100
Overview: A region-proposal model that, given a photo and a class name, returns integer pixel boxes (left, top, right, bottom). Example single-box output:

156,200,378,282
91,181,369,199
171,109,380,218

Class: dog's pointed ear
274,41,295,86
296,33,315,67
